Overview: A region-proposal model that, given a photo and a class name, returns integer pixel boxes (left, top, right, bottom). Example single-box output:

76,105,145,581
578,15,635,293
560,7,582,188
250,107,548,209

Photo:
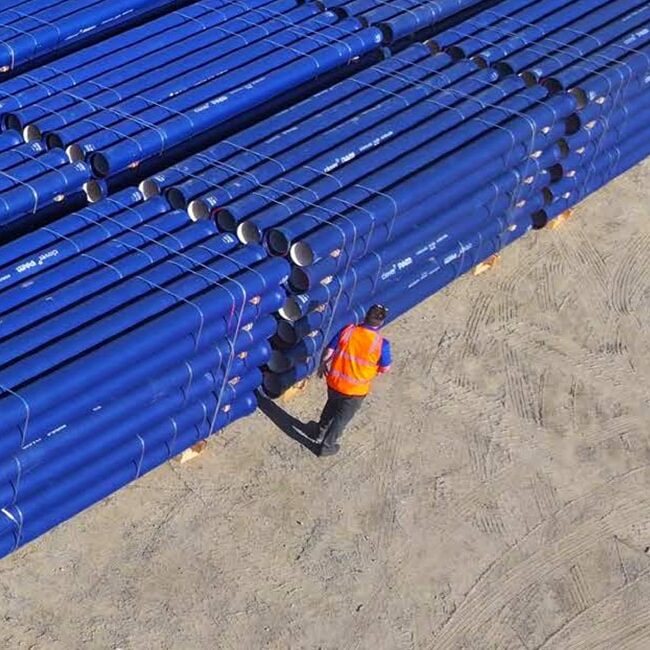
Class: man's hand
318,348,334,378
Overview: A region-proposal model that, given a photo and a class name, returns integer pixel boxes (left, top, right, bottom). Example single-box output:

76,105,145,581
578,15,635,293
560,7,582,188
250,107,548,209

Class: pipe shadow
257,393,321,456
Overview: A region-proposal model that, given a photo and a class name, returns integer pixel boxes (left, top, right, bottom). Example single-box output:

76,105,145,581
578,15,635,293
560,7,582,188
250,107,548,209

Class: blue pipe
0,161,91,228
0,195,169,307
0,265,288,453
471,0,618,66
0,229,244,360
224,72,529,242
0,0,276,117
264,208,533,396
171,45,440,214
0,248,278,388
0,367,265,511
88,26,384,176
210,58,493,232
0,313,278,458
0,0,183,74
284,89,574,266
0,393,258,559
446,0,579,61
0,187,143,271
431,0,546,51
493,0,649,77
148,45,414,204
18,1,313,140
287,141,564,291
0,338,271,506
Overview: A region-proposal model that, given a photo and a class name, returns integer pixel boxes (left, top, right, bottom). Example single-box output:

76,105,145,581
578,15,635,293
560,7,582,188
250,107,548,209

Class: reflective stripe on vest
327,324,383,396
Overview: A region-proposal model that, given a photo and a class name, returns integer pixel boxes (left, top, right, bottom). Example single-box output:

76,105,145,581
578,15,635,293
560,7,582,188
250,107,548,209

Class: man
316,304,392,457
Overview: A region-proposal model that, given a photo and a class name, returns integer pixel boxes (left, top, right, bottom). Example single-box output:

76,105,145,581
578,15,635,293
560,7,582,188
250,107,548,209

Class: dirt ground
1,161,649,650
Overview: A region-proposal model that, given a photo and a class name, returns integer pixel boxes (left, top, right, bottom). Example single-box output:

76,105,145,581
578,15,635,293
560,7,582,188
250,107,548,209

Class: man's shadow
257,393,321,456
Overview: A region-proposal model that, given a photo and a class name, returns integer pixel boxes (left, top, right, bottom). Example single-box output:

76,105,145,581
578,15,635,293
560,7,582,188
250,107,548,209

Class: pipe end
23,124,41,143
262,372,284,400
65,143,84,162
532,210,549,230
289,266,310,294
84,180,105,204
520,70,538,88
166,187,186,211
278,297,303,323
472,55,489,70
188,199,211,223
276,321,298,346
267,350,292,374
236,220,261,245
267,229,290,257
493,62,515,79
3,114,22,134
569,87,588,111
90,153,110,178
446,46,465,61
290,241,314,268
139,179,159,199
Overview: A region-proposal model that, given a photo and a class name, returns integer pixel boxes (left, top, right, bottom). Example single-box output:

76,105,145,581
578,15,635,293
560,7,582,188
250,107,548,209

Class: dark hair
365,304,388,327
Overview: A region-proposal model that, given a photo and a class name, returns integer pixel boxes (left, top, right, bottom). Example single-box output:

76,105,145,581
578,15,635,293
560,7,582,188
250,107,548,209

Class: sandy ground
0,160,649,650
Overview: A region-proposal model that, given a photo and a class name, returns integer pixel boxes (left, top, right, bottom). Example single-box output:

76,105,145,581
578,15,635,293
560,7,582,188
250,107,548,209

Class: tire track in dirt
574,597,650,650
461,291,494,359
534,256,565,313
496,308,649,416
441,497,650,649
549,237,608,326
428,465,650,649
501,342,543,425
537,563,650,649
347,403,403,650
609,234,650,316
493,247,546,326
573,414,639,449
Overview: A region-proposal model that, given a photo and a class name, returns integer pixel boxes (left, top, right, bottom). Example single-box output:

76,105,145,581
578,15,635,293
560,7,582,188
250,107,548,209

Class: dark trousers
319,388,365,452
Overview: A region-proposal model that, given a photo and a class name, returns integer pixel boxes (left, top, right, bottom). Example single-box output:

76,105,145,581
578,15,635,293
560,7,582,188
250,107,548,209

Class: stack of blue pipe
0,141,90,240
0,0,182,75
431,0,650,220
0,0,648,555
320,0,492,43
142,0,650,396
2,0,382,179
0,0,387,235
0,189,289,557
0,0,506,239
147,41,570,395
262,0,650,394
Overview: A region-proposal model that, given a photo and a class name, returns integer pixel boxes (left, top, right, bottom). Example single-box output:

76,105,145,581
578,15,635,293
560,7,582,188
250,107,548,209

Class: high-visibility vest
327,324,384,397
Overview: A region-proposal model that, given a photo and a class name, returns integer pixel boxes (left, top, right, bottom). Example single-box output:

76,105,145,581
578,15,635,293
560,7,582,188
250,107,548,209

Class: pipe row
0,188,290,557
0,0,647,558
0,0,183,75
0,141,90,241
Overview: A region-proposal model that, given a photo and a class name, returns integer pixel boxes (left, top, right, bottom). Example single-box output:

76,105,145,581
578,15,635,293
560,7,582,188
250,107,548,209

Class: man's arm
377,339,392,374
318,346,335,378
318,330,341,377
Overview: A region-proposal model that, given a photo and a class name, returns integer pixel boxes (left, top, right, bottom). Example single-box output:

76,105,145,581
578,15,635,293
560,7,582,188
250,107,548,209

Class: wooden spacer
473,253,501,276
548,209,575,230
279,378,310,403
177,440,208,464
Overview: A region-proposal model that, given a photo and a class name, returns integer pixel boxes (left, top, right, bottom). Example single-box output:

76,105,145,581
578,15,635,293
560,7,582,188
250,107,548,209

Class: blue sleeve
379,339,392,367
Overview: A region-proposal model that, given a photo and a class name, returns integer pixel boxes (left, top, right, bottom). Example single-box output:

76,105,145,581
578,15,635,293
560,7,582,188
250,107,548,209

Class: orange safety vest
327,324,384,397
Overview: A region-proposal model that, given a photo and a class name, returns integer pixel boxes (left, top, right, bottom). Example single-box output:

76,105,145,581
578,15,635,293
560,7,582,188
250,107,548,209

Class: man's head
365,304,388,328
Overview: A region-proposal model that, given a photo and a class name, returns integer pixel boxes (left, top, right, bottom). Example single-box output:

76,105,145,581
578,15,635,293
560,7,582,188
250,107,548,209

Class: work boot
299,421,321,442
318,443,340,457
